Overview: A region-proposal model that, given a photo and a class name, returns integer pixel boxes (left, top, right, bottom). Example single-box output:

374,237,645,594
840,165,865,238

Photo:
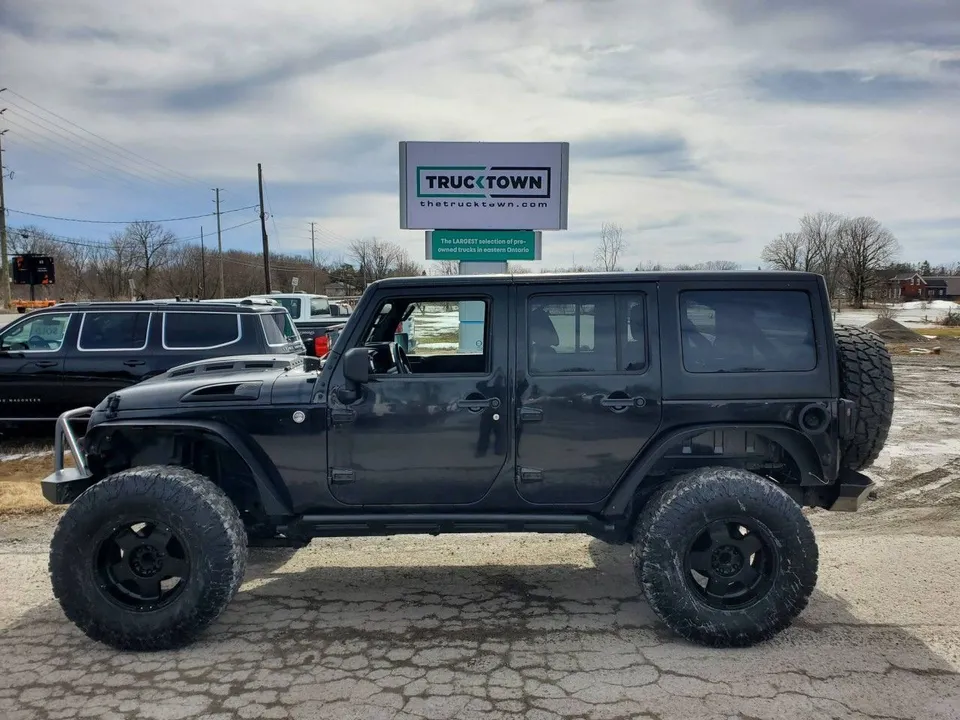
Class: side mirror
342,347,370,385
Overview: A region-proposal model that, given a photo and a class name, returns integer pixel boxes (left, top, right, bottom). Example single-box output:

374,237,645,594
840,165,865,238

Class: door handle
457,396,500,411
34,360,57,368
123,360,146,367
599,395,646,411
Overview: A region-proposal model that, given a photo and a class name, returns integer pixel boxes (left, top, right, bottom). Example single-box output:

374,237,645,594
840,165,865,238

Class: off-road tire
49,465,247,651
633,467,818,648
835,325,895,471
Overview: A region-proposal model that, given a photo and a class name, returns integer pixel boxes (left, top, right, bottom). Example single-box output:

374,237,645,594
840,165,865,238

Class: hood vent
180,381,262,402
163,355,303,380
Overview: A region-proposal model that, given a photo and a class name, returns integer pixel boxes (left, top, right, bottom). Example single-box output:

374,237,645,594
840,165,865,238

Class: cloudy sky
2,0,958,270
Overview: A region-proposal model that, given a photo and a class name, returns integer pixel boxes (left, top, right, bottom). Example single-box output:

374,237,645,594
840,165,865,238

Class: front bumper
827,468,875,512
40,407,95,505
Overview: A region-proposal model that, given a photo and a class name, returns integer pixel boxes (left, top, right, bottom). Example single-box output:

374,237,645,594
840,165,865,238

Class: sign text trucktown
400,142,569,231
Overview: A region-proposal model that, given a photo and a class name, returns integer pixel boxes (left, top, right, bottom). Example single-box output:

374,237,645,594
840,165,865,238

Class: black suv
0,299,304,425
39,272,894,651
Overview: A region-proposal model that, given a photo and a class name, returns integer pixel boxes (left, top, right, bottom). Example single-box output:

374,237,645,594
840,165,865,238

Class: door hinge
517,467,544,483
330,468,355,485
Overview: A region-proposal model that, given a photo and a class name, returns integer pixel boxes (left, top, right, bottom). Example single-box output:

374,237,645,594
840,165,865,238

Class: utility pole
199,227,206,299
257,163,271,293
213,187,224,298
310,222,316,293
0,126,10,312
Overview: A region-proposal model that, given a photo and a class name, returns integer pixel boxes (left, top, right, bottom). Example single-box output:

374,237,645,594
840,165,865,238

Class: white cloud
1,0,958,269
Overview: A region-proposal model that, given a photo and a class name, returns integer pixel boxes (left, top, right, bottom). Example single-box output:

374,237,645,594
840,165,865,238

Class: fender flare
85,419,293,517
603,423,826,518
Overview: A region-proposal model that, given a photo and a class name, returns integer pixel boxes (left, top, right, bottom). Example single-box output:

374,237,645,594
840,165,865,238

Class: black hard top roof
29,299,284,313
371,270,823,289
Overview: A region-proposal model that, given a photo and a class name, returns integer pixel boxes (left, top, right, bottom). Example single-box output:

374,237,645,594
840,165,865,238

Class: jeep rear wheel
49,465,247,651
634,467,818,647
834,325,895,471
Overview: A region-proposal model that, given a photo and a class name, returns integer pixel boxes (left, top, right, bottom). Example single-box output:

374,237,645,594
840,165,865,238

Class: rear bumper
827,468,875,512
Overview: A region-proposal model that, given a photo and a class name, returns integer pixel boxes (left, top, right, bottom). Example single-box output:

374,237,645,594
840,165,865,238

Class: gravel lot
1,359,959,719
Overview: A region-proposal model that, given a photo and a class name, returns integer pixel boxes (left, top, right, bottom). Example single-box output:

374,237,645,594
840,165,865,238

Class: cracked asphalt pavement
2,523,959,720
2,355,960,720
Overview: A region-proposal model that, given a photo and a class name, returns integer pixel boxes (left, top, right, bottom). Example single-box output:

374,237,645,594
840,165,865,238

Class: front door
326,287,510,506
0,312,74,420
515,283,663,505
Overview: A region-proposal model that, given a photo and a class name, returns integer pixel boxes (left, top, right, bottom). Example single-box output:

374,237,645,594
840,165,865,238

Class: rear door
63,310,154,408
0,311,74,420
515,282,663,505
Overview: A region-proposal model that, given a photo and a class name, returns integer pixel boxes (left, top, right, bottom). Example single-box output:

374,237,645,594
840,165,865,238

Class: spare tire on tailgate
834,325,895,470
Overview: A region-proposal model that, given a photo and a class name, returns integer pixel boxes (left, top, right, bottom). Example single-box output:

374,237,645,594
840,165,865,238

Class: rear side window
261,312,301,348
162,312,241,350
275,297,301,318
680,290,816,373
79,312,150,351
310,298,330,316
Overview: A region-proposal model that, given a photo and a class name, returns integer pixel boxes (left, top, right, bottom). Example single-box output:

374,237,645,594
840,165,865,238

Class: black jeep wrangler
40,271,894,651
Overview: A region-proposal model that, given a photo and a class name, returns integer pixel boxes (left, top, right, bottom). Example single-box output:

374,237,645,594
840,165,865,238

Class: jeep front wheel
49,465,247,651
633,467,818,647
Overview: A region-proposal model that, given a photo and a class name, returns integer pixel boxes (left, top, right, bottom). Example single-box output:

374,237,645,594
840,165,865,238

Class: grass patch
417,330,459,346
0,454,69,516
915,327,960,338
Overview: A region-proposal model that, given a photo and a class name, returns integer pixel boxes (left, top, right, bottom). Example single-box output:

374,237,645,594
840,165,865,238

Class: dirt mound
864,317,926,343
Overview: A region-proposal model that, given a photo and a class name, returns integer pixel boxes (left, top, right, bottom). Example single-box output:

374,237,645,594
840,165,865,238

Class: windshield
261,312,301,348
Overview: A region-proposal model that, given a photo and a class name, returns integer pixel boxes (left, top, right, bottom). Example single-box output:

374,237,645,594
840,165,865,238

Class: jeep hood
89,355,308,417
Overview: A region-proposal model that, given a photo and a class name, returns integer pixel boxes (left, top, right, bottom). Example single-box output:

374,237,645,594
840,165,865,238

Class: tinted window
79,312,150,350
0,313,71,352
680,290,816,373
310,298,330,316
163,313,240,349
529,295,616,374
261,312,300,347
618,296,646,371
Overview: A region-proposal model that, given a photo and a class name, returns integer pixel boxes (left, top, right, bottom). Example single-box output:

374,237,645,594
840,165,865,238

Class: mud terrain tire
49,465,247,651
634,467,818,647
835,325,895,471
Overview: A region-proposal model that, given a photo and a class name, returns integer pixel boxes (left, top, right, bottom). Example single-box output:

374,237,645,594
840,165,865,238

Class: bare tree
800,212,843,296
697,260,741,271
594,222,626,271
761,233,806,271
432,260,460,276
92,233,137,299
122,221,178,296
837,216,901,308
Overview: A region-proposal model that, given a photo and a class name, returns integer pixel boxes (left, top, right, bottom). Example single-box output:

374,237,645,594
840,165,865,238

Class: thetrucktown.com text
419,200,548,208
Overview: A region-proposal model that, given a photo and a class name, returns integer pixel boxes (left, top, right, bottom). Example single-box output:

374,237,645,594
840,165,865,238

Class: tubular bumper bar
41,407,95,505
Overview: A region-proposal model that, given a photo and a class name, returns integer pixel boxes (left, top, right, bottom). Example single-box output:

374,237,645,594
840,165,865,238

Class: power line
11,217,261,250
3,104,183,188
2,89,209,188
7,204,258,224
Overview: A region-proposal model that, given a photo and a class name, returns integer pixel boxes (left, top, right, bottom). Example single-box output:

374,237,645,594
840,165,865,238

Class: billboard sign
12,255,56,285
400,142,569,231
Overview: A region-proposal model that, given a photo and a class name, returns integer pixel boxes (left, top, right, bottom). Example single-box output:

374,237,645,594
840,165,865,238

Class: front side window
680,290,816,373
163,312,241,349
0,313,71,352
78,312,150,351
360,297,490,374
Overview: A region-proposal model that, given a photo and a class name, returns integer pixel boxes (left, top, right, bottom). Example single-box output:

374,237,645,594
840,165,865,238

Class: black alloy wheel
95,520,191,611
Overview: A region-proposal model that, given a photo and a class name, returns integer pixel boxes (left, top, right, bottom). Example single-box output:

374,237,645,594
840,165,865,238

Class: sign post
400,141,569,353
